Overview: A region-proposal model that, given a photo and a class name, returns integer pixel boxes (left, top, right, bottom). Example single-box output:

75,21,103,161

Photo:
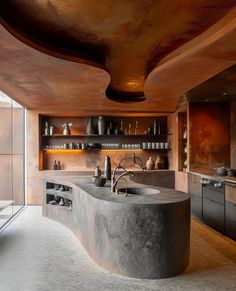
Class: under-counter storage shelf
46,189,72,201
46,182,72,210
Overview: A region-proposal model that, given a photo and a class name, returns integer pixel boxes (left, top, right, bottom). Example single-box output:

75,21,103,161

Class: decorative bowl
94,176,106,187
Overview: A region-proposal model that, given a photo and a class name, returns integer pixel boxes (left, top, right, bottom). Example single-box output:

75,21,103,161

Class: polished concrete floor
0,206,236,291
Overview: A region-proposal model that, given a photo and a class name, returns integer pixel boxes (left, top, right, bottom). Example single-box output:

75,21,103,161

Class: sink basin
118,187,159,195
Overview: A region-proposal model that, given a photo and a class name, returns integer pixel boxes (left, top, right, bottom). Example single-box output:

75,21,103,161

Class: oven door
202,181,225,233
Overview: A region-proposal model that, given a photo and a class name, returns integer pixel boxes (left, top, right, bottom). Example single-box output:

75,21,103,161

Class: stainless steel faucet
111,170,135,194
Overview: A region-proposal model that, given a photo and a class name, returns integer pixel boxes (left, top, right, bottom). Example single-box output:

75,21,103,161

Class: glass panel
12,100,25,214
0,92,25,227
0,91,12,154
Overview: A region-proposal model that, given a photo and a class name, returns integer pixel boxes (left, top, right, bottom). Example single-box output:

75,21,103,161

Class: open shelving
39,115,171,170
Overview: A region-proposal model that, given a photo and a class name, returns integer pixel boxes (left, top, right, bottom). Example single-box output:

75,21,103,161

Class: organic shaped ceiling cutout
0,0,235,103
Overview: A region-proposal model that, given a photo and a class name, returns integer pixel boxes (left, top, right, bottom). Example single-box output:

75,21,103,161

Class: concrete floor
0,207,236,291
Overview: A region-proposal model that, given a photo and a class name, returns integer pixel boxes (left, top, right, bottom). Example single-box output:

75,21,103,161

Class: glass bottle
44,122,50,135
57,161,61,170
128,123,132,135
153,119,157,135
53,160,58,170
135,121,139,135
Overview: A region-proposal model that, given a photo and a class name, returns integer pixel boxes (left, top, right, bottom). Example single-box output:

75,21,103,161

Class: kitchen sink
118,187,159,195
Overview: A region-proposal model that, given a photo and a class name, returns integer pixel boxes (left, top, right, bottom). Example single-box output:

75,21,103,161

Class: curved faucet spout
111,171,135,193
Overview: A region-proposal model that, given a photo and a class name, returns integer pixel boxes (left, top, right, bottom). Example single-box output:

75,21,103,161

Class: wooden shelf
42,134,171,138
43,148,170,151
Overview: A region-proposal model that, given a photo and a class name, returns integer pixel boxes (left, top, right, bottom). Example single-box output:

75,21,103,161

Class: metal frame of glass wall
0,91,25,230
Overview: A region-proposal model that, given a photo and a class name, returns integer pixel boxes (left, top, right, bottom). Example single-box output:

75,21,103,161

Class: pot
227,169,236,177
215,167,227,176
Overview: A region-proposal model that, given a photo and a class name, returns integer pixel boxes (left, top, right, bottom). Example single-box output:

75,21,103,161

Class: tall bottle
135,121,139,135
153,119,157,135
44,122,50,135
104,156,111,181
120,121,124,134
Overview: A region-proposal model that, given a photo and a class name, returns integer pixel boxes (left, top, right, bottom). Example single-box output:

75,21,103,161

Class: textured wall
189,102,230,171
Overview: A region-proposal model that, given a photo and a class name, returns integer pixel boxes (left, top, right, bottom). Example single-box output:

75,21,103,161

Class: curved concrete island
43,176,190,279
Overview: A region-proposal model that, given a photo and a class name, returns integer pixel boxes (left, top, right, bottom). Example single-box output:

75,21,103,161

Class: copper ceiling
0,1,236,113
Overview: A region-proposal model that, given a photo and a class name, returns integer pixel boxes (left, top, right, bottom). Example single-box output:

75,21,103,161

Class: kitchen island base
43,177,190,279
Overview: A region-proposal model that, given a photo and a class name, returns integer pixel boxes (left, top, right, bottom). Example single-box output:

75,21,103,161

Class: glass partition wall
0,91,25,228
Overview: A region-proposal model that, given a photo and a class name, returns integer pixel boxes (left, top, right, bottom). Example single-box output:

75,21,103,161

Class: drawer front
188,173,202,197
203,198,224,233
203,186,224,204
191,193,202,219
225,184,236,204
225,201,236,240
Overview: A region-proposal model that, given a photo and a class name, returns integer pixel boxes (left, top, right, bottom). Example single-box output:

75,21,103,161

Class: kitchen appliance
201,177,225,233
214,167,227,175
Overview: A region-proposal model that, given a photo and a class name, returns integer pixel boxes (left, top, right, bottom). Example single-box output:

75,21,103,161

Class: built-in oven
201,178,225,233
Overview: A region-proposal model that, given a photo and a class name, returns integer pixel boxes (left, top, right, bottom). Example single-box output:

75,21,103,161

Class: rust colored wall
189,102,230,171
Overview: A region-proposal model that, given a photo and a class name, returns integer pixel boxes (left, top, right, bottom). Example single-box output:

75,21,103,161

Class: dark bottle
109,121,113,134
153,119,157,135
53,160,58,170
157,123,161,135
57,161,61,170
104,156,111,181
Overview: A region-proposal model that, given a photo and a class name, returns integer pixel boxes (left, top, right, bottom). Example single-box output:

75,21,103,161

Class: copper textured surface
189,103,230,171
0,1,236,108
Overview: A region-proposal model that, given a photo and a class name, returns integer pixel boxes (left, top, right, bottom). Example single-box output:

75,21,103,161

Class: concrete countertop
45,176,189,205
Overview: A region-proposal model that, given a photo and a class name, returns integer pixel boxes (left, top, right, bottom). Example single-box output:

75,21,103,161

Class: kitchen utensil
215,167,227,175
227,169,236,177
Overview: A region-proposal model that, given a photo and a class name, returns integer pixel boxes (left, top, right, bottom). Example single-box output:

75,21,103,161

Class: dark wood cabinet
188,173,202,219
225,184,236,240
202,197,224,233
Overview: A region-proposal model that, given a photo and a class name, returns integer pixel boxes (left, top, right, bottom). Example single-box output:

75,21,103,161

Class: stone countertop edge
44,176,189,205
188,170,236,184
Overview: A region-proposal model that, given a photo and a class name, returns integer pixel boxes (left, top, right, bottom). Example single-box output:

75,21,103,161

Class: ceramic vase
104,156,111,180
98,116,105,135
86,117,95,135
155,156,165,169
146,157,155,170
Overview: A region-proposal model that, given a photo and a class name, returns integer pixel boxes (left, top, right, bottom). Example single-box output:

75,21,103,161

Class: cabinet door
225,202,236,240
191,193,202,219
225,184,236,240
188,173,202,219
203,198,224,233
